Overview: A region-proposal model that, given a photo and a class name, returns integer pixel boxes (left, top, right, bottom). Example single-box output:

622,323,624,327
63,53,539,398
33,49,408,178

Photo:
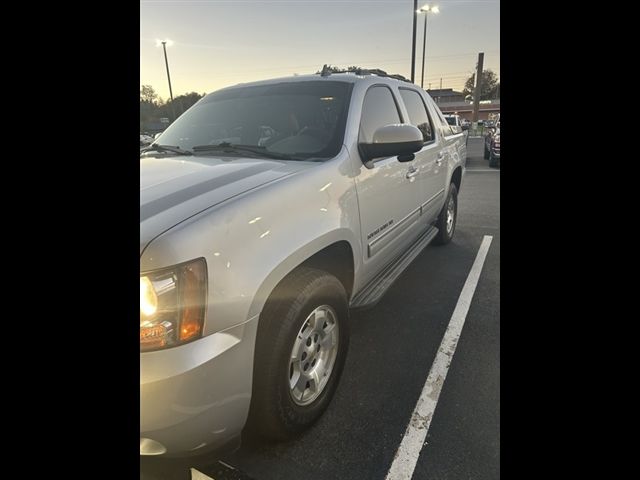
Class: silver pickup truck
140,71,466,457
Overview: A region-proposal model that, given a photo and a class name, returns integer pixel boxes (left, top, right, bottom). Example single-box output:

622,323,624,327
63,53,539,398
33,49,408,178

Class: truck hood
140,155,311,254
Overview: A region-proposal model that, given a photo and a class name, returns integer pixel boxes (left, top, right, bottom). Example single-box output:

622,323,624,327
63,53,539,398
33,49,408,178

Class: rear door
428,97,466,191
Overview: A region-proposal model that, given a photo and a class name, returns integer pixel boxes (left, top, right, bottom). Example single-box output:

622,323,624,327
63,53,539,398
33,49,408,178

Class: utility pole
472,52,484,123
411,0,418,83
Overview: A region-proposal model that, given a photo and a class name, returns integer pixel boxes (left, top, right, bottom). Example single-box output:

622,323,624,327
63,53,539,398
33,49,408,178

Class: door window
399,88,434,143
359,86,402,143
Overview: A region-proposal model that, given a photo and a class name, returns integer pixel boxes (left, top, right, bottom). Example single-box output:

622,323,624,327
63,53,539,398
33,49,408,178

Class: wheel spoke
320,331,336,348
310,309,326,330
289,365,302,390
323,320,336,335
298,321,312,340
308,370,321,394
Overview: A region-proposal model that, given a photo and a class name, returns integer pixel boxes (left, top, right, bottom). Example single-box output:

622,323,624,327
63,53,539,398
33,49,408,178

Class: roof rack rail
317,65,413,84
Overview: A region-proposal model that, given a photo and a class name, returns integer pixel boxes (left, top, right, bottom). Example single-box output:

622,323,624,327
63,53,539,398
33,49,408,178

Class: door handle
406,166,419,180
436,152,444,166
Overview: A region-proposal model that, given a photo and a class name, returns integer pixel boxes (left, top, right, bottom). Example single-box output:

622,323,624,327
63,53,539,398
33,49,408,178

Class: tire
246,267,350,440
433,183,458,245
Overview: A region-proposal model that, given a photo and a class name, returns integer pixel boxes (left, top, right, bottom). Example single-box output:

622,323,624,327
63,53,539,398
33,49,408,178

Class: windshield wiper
142,144,193,156
192,142,295,160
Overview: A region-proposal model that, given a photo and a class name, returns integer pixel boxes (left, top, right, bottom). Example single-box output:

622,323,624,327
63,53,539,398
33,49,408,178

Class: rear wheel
433,184,458,245
246,268,350,440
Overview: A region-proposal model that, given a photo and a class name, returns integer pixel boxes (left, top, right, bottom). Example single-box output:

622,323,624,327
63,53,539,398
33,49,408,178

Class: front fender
140,150,362,337
247,229,359,319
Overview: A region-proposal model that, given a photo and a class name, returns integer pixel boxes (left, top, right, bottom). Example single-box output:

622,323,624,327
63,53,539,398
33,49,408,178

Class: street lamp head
418,5,439,13
155,38,174,47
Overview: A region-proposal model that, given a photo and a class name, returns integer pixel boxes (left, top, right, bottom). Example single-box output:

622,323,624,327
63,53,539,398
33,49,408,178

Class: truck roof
216,70,418,94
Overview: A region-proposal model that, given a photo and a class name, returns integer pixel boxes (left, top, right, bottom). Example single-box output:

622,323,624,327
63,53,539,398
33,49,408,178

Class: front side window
398,89,434,143
154,81,353,160
359,86,402,143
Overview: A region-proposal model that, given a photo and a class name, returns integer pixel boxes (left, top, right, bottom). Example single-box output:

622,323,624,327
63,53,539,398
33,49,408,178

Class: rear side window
399,89,434,143
433,105,456,137
359,86,402,143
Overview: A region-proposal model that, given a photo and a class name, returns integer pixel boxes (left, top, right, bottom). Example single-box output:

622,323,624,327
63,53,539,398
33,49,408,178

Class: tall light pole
156,39,174,102
156,39,175,121
417,5,439,89
411,0,418,83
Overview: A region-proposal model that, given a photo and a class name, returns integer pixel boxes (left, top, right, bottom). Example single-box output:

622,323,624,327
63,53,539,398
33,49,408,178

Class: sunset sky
140,0,499,101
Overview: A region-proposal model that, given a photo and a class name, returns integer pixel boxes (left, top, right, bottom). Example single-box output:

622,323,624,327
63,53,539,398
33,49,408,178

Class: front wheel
433,183,458,245
246,268,350,440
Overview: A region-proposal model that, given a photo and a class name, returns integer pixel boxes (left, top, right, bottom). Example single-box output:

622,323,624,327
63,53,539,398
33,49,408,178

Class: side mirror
359,124,423,163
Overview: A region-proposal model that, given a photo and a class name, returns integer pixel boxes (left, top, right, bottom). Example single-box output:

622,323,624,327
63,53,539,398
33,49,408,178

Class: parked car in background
140,134,154,147
484,125,500,168
443,114,463,134
140,70,467,458
443,114,468,144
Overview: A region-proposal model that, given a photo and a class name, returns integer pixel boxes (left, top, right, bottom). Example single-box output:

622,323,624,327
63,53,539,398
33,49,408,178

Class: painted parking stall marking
385,235,493,480
191,468,215,480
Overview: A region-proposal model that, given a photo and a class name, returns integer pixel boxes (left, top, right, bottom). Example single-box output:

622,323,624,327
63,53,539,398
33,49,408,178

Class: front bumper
140,314,259,456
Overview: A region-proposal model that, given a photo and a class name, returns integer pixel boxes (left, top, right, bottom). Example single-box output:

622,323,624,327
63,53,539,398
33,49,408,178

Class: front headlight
140,258,207,352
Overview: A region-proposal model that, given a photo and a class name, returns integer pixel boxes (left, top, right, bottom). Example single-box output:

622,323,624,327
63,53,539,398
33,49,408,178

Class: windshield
155,81,353,160
444,116,457,126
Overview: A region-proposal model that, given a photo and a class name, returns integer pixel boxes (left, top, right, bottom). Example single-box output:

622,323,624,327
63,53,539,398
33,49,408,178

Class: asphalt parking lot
141,136,500,480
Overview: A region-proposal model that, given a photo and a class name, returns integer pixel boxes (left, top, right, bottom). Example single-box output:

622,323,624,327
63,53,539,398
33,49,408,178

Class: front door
397,87,447,224
354,85,423,283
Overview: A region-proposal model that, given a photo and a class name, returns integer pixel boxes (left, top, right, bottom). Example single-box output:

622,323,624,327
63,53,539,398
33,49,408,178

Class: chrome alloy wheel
446,195,456,235
288,305,339,406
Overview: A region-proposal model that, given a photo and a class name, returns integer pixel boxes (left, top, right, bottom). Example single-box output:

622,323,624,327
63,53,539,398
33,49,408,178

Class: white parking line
466,169,500,173
385,235,493,480
191,467,215,480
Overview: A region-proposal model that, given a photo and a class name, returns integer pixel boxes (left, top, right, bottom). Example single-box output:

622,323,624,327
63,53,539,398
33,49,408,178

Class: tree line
140,85,205,132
